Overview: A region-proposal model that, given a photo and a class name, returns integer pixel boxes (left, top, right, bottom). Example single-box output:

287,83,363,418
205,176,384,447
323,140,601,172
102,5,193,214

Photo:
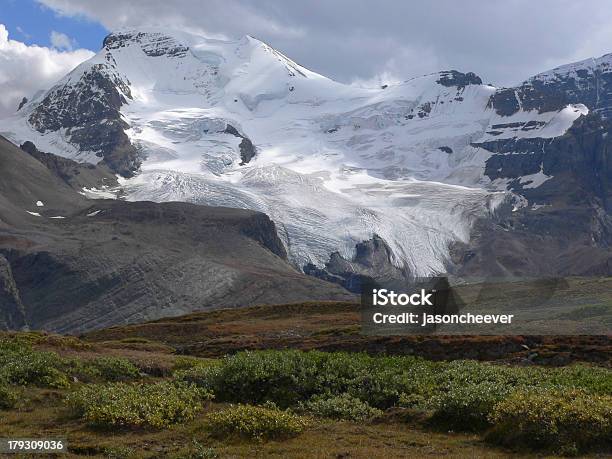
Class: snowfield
1,29,588,275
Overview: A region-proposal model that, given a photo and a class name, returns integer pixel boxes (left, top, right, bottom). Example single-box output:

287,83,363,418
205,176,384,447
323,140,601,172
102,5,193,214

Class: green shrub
541,365,612,395
314,352,437,409
206,404,308,441
194,350,437,409
434,360,534,391
0,339,69,388
172,356,215,371
174,362,222,393
487,388,612,454
209,350,321,406
428,381,511,431
0,332,90,349
434,361,612,395
67,381,212,429
78,357,140,382
298,393,382,421
0,383,18,409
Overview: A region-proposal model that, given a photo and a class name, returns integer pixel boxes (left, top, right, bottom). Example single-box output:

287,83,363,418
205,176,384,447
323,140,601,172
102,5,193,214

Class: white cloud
0,24,94,118
50,30,74,50
34,0,612,87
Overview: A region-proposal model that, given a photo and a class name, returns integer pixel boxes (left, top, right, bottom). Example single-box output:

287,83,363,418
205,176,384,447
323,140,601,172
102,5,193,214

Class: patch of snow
79,186,120,199
86,210,102,217
26,211,41,216
519,167,552,189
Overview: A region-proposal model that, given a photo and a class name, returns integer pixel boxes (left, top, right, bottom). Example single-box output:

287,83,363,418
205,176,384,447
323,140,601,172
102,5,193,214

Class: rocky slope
0,136,352,332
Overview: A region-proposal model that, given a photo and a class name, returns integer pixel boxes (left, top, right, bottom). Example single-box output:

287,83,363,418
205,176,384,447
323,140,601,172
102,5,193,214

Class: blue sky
0,0,106,51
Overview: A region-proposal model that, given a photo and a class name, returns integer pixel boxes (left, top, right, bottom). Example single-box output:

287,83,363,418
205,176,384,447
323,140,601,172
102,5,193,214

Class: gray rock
0,255,27,330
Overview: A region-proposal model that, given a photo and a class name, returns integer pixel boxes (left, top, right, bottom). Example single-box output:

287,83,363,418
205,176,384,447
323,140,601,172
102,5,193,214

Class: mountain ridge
2,28,611,280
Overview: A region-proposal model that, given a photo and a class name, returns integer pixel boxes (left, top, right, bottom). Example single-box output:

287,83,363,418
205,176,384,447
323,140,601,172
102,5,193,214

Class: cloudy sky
2,0,612,117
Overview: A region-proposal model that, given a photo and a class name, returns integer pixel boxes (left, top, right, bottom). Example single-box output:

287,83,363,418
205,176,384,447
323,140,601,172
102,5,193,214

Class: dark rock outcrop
17,97,28,111
489,54,612,118
437,70,482,88
28,63,140,177
477,113,612,210
305,235,411,292
223,124,257,164
103,31,189,58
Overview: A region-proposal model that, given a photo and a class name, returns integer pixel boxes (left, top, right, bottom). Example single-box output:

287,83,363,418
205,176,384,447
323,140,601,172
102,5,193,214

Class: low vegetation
178,349,611,454
487,388,612,454
67,381,212,429
206,404,309,441
75,356,141,382
0,333,610,456
298,393,382,421
0,338,70,388
0,382,18,409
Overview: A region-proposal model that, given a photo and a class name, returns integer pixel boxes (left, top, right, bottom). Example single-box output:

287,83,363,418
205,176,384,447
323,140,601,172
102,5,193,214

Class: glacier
1,29,590,276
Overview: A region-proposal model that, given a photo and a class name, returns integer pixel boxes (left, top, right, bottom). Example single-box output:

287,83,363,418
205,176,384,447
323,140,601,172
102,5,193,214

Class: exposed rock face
489,55,612,118
17,97,28,111
103,31,189,58
305,235,411,292
0,137,353,333
0,255,27,330
223,124,257,164
477,113,612,210
445,58,612,278
450,202,612,278
436,70,482,88
27,62,139,177
20,141,119,192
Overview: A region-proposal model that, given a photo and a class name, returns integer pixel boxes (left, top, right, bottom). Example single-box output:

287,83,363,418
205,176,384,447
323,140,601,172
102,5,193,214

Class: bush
193,350,437,409
67,381,212,429
0,383,18,409
541,365,612,395
172,356,215,371
428,381,510,431
434,360,534,391
206,404,309,441
195,350,322,407
78,357,140,382
298,393,382,421
487,388,612,454
0,339,69,388
315,352,437,409
174,362,222,393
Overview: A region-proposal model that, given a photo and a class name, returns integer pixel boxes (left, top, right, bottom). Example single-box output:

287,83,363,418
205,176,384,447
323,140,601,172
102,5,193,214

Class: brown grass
82,301,611,366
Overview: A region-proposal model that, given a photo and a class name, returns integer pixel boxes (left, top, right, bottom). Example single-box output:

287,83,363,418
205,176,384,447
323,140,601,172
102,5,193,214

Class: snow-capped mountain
3,29,611,278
